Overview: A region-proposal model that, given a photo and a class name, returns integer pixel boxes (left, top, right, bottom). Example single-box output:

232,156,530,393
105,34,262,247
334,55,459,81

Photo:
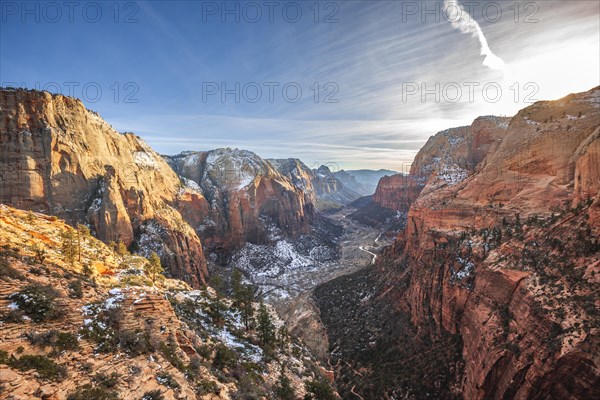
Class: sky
1,0,599,171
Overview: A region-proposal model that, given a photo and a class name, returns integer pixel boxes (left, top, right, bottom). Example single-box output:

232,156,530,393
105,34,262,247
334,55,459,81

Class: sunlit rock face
324,87,600,399
167,149,315,256
0,88,207,287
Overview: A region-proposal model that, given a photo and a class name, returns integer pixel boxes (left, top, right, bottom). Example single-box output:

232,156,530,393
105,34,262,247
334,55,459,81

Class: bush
159,339,185,371
68,280,84,299
93,372,121,388
66,384,119,400
0,350,9,364
9,354,67,381
212,344,237,370
195,379,220,395
4,309,25,323
156,371,180,389
118,330,154,356
8,283,64,322
141,389,165,400
304,379,336,400
26,330,79,353
194,344,212,360
0,257,25,280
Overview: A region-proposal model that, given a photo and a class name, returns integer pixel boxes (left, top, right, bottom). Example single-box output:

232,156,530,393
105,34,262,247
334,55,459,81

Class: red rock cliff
0,89,208,287
167,150,315,256
379,87,600,399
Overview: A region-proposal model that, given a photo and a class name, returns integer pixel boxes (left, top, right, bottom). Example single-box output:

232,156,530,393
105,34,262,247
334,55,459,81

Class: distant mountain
268,159,363,209
166,149,315,257
334,169,397,195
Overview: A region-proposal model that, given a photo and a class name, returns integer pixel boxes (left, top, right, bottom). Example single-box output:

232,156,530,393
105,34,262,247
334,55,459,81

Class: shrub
195,379,220,395
0,257,25,280
156,371,180,389
8,283,64,322
68,280,84,299
304,379,336,400
159,339,185,371
93,372,121,388
4,309,25,323
141,389,165,400
66,384,119,400
0,350,9,364
118,330,154,356
194,344,212,360
26,330,79,353
9,354,67,381
212,344,237,370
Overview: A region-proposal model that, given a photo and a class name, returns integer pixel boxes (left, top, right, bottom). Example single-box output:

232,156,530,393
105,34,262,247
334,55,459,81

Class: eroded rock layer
321,87,600,399
0,89,207,286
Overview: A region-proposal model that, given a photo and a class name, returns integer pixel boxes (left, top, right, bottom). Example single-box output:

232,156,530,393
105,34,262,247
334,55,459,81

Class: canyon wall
167,150,315,256
368,87,600,398
0,89,207,286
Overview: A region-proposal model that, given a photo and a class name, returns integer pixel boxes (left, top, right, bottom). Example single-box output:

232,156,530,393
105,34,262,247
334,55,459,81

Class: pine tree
274,364,295,400
209,275,225,324
257,302,275,347
61,229,78,268
76,224,90,263
145,252,163,285
231,268,243,302
277,325,289,352
239,285,256,331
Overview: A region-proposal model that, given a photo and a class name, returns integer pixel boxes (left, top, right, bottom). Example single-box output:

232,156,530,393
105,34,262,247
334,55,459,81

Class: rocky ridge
318,87,600,399
0,204,336,399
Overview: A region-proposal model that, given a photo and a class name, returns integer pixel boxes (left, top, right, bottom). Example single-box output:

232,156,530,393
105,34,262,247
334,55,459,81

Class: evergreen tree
145,252,163,285
209,275,225,324
239,285,256,331
231,268,243,302
274,364,295,400
257,302,275,347
277,325,289,352
76,224,90,262
61,229,78,268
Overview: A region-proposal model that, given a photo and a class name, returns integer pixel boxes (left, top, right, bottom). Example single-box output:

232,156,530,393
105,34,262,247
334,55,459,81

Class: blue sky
1,0,599,170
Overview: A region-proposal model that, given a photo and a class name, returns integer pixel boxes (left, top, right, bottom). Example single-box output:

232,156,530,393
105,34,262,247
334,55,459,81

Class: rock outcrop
0,205,336,399
0,89,207,286
323,87,600,399
372,116,511,212
167,150,315,255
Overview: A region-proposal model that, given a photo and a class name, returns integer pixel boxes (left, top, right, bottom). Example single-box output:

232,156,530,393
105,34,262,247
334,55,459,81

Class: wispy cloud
443,0,506,72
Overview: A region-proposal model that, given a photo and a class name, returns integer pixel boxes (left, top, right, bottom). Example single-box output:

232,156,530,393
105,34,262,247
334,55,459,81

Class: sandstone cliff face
167,150,315,255
0,89,207,287
352,88,600,399
330,88,600,400
372,116,511,212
